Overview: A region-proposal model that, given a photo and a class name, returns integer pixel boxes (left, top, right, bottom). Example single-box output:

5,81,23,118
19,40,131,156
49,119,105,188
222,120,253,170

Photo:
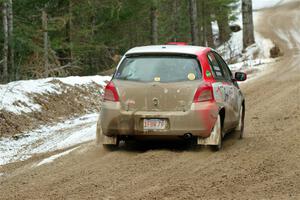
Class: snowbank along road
0,1,300,199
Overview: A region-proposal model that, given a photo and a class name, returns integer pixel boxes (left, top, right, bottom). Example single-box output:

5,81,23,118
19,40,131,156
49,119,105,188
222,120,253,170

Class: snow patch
229,58,277,83
0,75,111,114
36,147,79,166
0,113,98,166
255,32,275,58
252,0,282,10
218,1,277,62
56,75,110,86
229,58,276,71
0,79,58,114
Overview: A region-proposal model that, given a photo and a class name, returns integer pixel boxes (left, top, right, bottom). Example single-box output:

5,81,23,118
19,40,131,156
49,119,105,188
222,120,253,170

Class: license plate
143,119,167,130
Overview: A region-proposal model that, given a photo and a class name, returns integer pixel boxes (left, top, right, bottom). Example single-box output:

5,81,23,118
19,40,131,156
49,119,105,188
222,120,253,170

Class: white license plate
143,119,167,130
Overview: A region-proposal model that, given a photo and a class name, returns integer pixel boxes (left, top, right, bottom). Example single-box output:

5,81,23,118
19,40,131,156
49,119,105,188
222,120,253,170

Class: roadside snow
36,146,79,166
0,79,58,114
229,58,276,72
218,0,278,62
0,113,98,166
254,32,275,58
252,0,282,10
218,25,275,62
229,58,278,84
56,76,110,86
0,75,111,114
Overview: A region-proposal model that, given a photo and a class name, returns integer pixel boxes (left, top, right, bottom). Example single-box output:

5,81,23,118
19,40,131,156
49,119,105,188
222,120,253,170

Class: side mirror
235,72,247,81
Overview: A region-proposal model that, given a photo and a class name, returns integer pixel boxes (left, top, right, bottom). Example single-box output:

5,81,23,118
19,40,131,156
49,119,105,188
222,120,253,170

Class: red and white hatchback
97,45,246,151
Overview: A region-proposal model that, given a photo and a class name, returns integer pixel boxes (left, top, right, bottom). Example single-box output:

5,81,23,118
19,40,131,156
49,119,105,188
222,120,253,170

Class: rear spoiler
125,53,197,58
166,42,188,46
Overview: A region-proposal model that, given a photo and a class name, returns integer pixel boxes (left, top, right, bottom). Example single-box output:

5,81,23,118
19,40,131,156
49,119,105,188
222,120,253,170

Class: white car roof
125,45,208,56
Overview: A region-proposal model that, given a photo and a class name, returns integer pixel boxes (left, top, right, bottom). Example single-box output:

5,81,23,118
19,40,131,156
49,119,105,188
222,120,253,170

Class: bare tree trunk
2,3,9,83
242,0,255,49
171,0,179,42
66,0,73,62
150,5,158,45
7,0,15,80
189,0,199,45
42,9,49,77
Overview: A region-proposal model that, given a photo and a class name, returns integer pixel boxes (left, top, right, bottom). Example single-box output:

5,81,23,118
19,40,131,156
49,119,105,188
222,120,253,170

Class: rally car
96,45,246,151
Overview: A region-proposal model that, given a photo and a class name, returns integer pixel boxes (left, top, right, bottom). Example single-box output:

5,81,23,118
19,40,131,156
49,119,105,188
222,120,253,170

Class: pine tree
0,0,242,81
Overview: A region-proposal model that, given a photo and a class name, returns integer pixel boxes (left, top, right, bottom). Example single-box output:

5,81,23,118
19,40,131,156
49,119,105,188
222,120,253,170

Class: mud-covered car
96,45,246,150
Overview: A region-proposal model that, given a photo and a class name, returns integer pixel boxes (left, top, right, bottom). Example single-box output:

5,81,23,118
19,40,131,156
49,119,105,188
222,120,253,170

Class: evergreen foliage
0,0,239,82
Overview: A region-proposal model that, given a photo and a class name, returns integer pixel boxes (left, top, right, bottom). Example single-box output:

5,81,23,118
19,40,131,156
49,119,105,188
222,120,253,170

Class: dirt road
1,2,300,200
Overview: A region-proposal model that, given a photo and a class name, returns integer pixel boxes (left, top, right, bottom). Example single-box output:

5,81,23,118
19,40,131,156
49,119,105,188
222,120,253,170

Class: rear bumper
99,101,219,138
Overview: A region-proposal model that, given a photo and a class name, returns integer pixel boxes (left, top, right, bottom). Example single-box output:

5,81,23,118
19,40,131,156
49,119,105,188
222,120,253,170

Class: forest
0,0,255,83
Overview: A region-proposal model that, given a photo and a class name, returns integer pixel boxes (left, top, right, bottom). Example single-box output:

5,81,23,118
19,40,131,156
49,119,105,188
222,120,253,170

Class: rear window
114,55,202,83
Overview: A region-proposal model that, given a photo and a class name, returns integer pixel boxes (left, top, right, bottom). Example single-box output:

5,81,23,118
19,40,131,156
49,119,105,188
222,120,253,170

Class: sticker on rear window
206,70,212,77
187,73,196,81
154,77,161,82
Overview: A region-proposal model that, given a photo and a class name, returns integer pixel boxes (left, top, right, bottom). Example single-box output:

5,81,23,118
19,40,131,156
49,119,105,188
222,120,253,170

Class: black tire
102,143,119,151
235,106,245,139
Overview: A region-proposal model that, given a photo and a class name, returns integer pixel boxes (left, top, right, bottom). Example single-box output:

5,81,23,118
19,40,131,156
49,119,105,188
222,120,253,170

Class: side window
207,52,224,80
213,52,232,82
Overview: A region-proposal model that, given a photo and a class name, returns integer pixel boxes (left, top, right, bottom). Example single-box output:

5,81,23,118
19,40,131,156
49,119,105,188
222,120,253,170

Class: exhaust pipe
183,133,193,140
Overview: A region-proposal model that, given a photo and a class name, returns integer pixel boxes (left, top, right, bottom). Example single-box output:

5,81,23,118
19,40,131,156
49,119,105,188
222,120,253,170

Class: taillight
193,83,214,102
103,81,119,102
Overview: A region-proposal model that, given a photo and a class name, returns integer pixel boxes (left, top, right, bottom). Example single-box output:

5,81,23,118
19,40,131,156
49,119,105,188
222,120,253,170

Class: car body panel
126,45,207,56
98,45,245,140
114,80,202,112
100,100,218,137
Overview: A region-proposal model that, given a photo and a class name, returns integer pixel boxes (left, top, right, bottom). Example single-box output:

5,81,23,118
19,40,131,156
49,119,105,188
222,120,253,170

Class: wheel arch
241,99,246,120
242,100,245,112
219,107,225,131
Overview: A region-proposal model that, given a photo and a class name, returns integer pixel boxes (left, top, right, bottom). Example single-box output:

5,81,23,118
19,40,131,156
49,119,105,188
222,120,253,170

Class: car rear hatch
113,54,203,112
114,80,202,112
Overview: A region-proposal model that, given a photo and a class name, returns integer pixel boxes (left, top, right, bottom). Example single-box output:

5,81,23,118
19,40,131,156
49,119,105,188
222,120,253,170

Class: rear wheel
235,106,245,139
102,142,119,151
210,115,222,151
